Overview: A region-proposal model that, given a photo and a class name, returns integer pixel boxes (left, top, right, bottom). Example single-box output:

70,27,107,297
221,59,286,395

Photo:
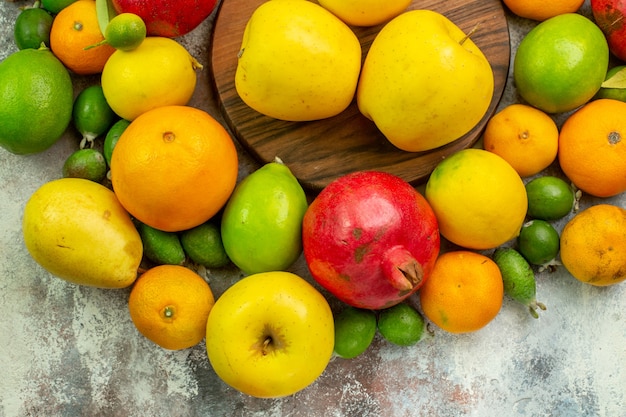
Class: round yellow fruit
101,36,201,120
317,0,411,27
235,0,362,121
357,10,494,152
22,178,143,288
425,149,527,250
205,271,334,398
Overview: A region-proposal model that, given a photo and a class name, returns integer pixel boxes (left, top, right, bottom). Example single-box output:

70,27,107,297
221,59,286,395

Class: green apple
205,271,334,398
357,9,494,152
235,0,361,121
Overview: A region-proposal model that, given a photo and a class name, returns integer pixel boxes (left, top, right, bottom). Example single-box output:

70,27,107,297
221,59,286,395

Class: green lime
103,119,131,166
493,247,546,319
377,303,425,347
14,7,54,50
517,219,560,266
62,148,107,183
138,223,186,266
594,65,626,102
0,47,73,155
221,159,308,274
525,176,575,221
180,221,230,269
41,0,78,14
333,306,377,359
105,13,147,51
73,84,117,148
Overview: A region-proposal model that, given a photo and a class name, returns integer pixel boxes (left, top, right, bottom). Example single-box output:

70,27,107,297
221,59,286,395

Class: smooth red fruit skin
591,0,626,61
302,171,440,310
111,0,217,38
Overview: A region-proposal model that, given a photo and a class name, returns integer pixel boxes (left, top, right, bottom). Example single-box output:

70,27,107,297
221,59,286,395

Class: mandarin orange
502,0,585,21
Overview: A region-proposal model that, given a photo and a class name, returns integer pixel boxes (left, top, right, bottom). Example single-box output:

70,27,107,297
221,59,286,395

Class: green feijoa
62,148,107,183
221,158,308,274
103,119,131,166
180,221,230,269
377,303,426,347
525,176,575,221
333,306,377,359
14,7,54,50
517,219,560,266
138,223,186,266
493,247,546,319
73,84,117,148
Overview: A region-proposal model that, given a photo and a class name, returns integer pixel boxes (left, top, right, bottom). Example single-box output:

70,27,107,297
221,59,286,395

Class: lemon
101,37,202,120
493,247,546,319
333,306,377,359
62,148,107,183
0,47,73,155
377,303,425,347
425,149,528,250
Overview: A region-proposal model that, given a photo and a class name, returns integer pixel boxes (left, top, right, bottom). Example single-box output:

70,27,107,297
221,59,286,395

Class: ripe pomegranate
111,0,217,38
302,171,440,310
591,0,626,61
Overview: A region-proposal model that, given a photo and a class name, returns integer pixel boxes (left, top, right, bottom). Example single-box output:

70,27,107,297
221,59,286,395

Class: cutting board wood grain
210,0,510,192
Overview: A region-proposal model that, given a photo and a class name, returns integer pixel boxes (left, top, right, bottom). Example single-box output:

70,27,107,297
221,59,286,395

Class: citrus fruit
49,0,116,75
558,98,626,198
72,84,117,148
594,65,626,102
525,176,575,221
41,0,78,14
128,264,215,350
221,159,308,274
493,247,546,319
513,13,609,113
333,306,377,359
502,0,584,21
560,204,626,286
425,148,527,250
62,148,107,183
22,178,143,288
101,36,201,120
482,103,559,177
517,219,560,266
0,47,73,155
86,12,147,52
180,221,230,269
419,251,504,333
13,7,54,50
110,105,238,232
138,222,186,266
103,118,130,166
317,0,411,26
377,303,425,347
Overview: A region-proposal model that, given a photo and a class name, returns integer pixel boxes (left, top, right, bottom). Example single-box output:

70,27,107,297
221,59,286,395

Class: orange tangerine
419,251,504,334
128,265,215,350
502,0,585,21
558,99,626,198
110,105,238,232
49,0,115,75
483,104,559,178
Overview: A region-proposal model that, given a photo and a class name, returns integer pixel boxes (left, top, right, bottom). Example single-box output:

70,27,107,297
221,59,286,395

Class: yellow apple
235,0,361,121
357,10,494,152
317,0,411,27
205,271,334,398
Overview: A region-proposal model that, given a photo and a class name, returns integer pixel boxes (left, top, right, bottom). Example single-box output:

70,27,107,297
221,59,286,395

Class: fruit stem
459,22,481,45
84,39,109,51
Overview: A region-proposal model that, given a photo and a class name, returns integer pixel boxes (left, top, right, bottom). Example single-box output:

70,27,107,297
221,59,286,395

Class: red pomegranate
111,0,218,38
302,171,440,310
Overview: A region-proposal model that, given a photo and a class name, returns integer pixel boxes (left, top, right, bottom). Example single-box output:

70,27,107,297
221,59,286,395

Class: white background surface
1,1,624,416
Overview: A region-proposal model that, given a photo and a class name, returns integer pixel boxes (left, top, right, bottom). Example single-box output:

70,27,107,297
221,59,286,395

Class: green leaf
95,0,118,36
601,67,626,89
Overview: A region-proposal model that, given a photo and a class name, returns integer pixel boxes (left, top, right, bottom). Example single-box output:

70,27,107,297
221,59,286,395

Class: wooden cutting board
210,0,510,192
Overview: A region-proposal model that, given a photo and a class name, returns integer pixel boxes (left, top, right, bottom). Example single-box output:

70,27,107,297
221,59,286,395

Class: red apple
591,0,626,61
111,0,217,38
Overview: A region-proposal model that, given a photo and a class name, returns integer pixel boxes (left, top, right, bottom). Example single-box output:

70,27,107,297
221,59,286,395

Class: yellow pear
357,10,494,152
235,0,362,122
22,178,143,288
